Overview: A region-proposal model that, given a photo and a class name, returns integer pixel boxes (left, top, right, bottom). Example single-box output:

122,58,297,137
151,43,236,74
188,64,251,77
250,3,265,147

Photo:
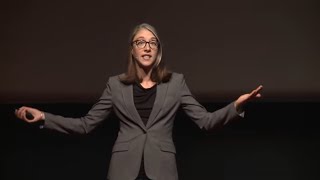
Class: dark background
1,0,320,103
1,0,320,179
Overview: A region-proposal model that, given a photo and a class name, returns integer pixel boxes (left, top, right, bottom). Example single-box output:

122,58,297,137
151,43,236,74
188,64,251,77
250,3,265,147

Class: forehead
133,28,156,40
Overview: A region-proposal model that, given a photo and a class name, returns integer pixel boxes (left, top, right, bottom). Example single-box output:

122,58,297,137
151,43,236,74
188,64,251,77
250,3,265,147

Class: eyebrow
134,37,157,41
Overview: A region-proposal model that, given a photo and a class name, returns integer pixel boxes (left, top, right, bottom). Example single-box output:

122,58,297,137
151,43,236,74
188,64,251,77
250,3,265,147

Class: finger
20,107,29,119
249,89,258,97
14,109,23,119
18,107,30,120
255,85,263,93
250,85,263,96
254,86,263,98
28,118,39,123
22,110,27,121
17,107,25,119
15,109,23,119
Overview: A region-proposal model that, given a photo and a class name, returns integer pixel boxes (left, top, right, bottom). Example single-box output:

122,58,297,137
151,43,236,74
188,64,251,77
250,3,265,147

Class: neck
136,65,153,81
136,65,156,88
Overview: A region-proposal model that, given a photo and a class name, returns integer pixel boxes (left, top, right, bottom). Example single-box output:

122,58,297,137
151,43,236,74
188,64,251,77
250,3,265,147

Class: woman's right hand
15,106,45,123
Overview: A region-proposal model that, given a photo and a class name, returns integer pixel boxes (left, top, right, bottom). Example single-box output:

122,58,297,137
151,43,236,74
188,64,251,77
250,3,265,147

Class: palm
238,93,253,103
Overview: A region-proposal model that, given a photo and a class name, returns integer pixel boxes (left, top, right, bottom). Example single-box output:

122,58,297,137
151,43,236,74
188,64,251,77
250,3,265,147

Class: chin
141,63,154,69
138,60,156,68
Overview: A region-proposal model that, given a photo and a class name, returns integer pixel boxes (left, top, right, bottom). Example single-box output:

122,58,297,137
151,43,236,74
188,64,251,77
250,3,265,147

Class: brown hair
120,23,171,84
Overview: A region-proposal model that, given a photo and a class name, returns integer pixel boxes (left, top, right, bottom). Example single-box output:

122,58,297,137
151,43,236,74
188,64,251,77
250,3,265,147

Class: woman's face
132,28,158,70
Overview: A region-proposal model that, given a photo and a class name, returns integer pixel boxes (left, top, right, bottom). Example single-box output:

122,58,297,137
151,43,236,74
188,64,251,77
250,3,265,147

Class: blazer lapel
146,82,168,129
122,84,146,130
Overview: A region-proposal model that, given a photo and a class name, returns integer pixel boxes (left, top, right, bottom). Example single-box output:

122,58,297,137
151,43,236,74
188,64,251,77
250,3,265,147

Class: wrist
40,112,45,120
234,101,243,113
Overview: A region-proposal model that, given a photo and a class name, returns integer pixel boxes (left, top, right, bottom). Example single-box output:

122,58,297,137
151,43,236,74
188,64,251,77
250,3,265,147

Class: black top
133,82,157,125
133,82,157,179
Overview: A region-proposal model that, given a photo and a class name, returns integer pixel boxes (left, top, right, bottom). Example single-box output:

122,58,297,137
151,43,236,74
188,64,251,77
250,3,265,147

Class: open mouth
142,55,152,60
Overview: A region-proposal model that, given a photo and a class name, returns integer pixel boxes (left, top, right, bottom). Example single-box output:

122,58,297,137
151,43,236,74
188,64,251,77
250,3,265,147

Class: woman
15,23,262,180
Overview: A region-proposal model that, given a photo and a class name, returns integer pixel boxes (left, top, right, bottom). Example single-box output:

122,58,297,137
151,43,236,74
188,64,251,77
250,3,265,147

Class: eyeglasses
132,40,159,49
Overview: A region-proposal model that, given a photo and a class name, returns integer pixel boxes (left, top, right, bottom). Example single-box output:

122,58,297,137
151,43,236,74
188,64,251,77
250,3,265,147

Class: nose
144,44,151,52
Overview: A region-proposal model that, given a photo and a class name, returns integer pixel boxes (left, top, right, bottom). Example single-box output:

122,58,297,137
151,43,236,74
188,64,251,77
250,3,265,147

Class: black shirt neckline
135,82,157,90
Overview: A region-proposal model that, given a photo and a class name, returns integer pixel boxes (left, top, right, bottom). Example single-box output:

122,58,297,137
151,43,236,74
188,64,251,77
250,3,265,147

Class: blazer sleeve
179,75,241,130
43,79,113,134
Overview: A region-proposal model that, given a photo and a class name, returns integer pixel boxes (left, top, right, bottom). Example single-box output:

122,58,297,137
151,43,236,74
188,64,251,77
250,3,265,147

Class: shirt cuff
238,111,245,118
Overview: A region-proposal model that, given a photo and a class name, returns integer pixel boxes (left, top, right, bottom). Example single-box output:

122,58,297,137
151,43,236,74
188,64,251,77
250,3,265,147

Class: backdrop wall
1,0,319,103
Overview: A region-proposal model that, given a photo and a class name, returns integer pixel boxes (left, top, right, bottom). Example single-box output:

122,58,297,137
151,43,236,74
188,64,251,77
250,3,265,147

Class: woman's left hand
234,85,263,112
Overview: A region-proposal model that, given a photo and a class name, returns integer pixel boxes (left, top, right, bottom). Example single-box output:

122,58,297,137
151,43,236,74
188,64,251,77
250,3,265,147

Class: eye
136,40,146,46
150,41,158,46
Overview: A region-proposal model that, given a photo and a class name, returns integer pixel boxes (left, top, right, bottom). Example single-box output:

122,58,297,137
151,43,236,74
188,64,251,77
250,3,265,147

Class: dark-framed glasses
132,40,159,49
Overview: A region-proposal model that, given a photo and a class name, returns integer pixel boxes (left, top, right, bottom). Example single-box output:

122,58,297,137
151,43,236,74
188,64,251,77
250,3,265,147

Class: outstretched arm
14,80,113,134
180,74,263,130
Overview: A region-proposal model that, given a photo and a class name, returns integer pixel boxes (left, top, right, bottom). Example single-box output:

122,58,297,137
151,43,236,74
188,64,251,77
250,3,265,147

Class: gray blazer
44,72,241,180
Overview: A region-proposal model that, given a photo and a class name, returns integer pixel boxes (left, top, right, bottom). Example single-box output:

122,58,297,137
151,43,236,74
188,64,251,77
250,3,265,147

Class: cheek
132,49,139,59
152,50,158,58
132,51,140,60
153,53,159,62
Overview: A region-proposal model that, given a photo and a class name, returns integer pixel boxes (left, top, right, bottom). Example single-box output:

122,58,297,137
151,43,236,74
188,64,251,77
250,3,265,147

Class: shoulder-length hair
120,23,171,84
